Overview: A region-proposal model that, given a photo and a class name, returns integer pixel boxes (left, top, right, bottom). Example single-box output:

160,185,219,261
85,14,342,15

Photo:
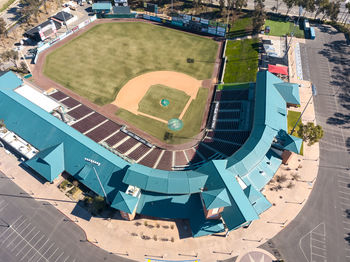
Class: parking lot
0,171,133,262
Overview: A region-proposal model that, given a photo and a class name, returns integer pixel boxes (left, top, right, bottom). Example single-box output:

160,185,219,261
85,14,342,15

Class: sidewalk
0,40,320,262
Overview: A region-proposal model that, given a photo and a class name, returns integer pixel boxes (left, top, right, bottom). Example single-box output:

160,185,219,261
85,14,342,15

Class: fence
33,15,97,64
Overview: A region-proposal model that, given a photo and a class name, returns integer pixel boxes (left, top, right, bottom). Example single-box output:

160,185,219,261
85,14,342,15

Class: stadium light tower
84,158,109,204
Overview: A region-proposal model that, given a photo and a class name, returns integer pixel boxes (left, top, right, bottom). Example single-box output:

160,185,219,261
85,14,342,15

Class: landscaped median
287,110,304,155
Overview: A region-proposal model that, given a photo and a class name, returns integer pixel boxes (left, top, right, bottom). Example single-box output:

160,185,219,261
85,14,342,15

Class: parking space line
62,256,70,262
20,245,36,261
8,226,35,248
41,242,55,257
12,230,40,252
0,202,9,213
312,252,327,258
9,225,49,262
312,245,327,251
47,247,59,260
54,251,64,262
36,238,49,253
312,238,326,244
0,216,24,238
340,191,350,195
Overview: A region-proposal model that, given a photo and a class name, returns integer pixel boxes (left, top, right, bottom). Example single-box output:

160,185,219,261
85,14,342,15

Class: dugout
92,2,112,13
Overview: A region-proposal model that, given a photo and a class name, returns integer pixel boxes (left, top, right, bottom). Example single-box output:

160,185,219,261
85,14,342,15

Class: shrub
153,235,158,241
286,182,295,189
275,174,287,183
59,180,69,190
83,195,93,206
92,196,106,214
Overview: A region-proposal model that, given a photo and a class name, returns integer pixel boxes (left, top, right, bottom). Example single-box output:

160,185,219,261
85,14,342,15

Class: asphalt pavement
260,23,350,262
0,171,135,262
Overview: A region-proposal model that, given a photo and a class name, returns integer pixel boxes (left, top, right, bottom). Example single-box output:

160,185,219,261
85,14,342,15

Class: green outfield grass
265,19,305,38
138,85,190,121
44,22,218,106
223,38,259,83
116,88,209,144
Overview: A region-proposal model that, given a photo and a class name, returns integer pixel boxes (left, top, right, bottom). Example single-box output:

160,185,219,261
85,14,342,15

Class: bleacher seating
217,110,240,120
218,102,241,110
215,121,240,130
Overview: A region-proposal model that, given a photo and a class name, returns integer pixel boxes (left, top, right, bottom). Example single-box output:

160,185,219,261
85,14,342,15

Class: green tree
325,0,341,21
297,122,324,146
91,196,106,214
283,0,296,15
252,0,266,34
0,18,7,47
1,50,19,69
298,0,316,16
341,2,350,24
20,0,41,23
234,0,248,13
314,0,329,19
219,0,225,12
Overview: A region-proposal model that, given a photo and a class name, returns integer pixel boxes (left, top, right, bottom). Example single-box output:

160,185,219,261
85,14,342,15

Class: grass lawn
217,82,250,90
227,16,253,38
44,22,218,105
223,38,259,83
287,110,304,155
265,19,305,38
138,85,190,121
116,88,208,144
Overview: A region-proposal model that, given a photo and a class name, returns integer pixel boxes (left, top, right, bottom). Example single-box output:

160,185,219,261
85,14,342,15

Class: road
0,171,134,262
260,23,350,262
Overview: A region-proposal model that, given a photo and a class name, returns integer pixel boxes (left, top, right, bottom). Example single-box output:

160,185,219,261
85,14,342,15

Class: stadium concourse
0,70,301,237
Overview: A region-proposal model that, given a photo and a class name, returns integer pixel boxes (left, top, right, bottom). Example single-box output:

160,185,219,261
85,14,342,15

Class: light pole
84,158,109,204
290,84,317,136
285,6,303,56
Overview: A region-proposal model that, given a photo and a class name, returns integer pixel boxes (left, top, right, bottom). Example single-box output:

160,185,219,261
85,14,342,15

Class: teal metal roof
226,71,292,175
244,185,261,204
201,188,231,209
136,192,199,219
189,207,225,237
198,160,259,230
92,2,112,10
25,143,65,182
283,134,302,154
253,195,272,215
274,82,300,105
123,164,207,194
111,191,139,214
0,70,294,237
0,71,129,200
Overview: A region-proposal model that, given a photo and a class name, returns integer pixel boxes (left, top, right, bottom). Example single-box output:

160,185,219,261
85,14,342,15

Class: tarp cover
268,64,288,76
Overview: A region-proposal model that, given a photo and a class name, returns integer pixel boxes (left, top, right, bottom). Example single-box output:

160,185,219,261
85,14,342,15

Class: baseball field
44,22,218,105
43,21,219,144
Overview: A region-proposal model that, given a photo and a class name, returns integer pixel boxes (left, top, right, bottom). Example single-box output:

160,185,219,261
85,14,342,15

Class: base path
112,71,203,117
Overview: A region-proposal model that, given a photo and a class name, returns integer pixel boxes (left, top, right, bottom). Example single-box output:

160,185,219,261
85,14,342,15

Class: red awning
268,64,289,76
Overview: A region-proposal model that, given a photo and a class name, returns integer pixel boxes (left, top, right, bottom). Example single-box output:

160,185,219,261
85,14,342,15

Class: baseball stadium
0,18,302,237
